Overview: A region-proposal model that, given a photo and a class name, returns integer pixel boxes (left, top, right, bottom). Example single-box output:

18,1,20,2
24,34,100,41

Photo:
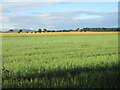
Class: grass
2,34,119,88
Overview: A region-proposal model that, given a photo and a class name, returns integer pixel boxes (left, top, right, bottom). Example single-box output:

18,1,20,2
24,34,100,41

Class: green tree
34,31,37,33
18,29,22,33
80,29,83,32
76,28,80,31
9,29,14,32
43,28,47,32
19,29,22,32
38,29,42,33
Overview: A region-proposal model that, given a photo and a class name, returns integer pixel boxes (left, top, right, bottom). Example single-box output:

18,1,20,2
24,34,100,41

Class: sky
0,0,119,31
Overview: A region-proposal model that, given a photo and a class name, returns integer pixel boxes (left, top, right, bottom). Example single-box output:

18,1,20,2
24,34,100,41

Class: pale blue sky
4,2,118,15
1,2,118,30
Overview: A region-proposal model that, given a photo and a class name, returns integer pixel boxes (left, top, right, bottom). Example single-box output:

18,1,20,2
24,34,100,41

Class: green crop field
2,34,119,88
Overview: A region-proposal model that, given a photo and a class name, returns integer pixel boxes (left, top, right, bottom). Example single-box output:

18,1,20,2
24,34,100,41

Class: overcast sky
0,0,119,31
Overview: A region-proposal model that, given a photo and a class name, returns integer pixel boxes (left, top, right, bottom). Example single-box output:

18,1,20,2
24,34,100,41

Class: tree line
8,27,120,33
37,28,120,32
80,28,120,32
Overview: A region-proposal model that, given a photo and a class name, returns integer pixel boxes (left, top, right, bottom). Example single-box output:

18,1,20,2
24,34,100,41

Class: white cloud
36,13,65,19
0,25,15,31
1,11,117,31
0,15,11,22
73,14,102,20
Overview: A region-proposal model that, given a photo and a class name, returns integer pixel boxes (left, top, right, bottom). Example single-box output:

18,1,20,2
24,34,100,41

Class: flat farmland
2,33,119,88
1,32,119,36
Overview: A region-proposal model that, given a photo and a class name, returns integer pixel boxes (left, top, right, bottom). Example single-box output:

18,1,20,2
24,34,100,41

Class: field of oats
2,33,119,88
1,32,119,36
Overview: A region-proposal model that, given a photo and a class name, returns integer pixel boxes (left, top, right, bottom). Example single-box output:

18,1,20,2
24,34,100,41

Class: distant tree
47,30,51,32
18,29,22,33
51,30,55,32
82,28,87,32
78,27,120,32
26,32,28,33
38,29,42,33
89,28,93,32
43,28,47,32
19,29,22,32
31,32,33,33
76,28,80,31
80,29,83,32
9,29,14,32
34,31,37,33
116,28,120,31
